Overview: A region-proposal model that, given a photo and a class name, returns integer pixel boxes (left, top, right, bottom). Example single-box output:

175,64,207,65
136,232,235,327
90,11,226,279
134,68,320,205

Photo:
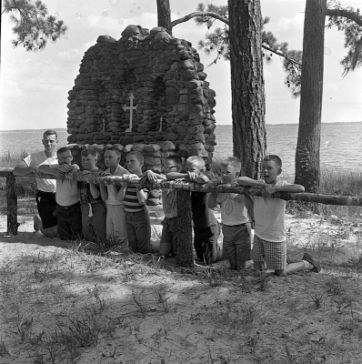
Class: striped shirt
123,186,146,212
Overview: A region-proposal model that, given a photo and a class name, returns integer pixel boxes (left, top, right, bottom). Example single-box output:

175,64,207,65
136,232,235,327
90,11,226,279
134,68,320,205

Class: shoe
303,252,321,273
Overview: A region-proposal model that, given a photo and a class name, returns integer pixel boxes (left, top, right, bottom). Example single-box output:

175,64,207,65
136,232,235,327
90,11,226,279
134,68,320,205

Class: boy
167,155,221,265
144,156,182,258
237,154,321,276
79,147,106,243
38,147,82,240
122,151,151,254
99,146,129,247
209,157,252,270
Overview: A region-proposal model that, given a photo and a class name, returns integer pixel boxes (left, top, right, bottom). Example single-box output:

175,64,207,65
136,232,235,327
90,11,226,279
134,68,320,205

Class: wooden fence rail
1,167,361,266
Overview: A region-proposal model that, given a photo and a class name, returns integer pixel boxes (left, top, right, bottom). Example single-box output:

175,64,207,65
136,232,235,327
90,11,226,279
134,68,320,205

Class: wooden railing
1,168,361,266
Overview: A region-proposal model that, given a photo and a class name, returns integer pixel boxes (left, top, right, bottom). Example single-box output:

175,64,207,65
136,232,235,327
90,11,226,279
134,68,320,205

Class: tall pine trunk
295,0,326,192
228,0,266,178
156,0,172,34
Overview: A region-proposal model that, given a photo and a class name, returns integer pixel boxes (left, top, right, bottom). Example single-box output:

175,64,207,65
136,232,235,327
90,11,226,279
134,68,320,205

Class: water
1,122,361,176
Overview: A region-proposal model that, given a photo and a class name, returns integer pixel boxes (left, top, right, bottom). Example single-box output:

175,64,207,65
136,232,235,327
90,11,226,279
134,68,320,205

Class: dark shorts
56,202,82,240
35,191,57,229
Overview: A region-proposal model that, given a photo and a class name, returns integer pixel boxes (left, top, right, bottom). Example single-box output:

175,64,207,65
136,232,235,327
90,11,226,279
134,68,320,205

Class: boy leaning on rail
236,154,321,276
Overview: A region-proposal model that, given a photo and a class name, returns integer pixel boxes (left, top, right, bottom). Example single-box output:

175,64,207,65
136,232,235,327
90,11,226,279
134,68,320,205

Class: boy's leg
126,213,137,252
111,205,128,248
263,241,287,275
81,203,93,241
133,210,151,254
222,225,237,269
193,231,205,262
159,219,172,257
210,222,222,262
91,203,107,243
234,224,251,270
252,236,266,271
56,206,72,240
67,203,82,240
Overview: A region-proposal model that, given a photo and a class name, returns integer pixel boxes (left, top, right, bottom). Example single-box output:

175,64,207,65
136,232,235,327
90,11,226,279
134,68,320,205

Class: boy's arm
99,183,108,201
166,172,188,180
89,183,100,199
208,192,219,209
37,164,61,177
265,182,305,195
143,170,166,183
236,176,266,188
13,159,35,176
137,188,148,204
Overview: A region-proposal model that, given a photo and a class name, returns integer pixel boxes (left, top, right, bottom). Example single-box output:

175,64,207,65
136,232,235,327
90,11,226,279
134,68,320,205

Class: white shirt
217,193,249,226
105,165,129,206
56,165,80,206
23,151,57,193
254,180,289,242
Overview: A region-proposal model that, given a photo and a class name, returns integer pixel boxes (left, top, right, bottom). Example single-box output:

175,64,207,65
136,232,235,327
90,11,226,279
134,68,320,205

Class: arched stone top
67,24,217,164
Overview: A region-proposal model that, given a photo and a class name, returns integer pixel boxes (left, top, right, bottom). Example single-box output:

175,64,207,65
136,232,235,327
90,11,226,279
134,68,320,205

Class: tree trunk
175,191,194,267
156,0,172,34
295,0,326,192
228,0,266,179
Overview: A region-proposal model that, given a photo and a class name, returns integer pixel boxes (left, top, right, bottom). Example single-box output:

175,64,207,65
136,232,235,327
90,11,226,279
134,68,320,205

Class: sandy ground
0,210,362,363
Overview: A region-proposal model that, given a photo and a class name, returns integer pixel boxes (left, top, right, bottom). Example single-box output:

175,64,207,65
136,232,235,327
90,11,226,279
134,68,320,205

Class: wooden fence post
176,190,194,267
6,172,19,235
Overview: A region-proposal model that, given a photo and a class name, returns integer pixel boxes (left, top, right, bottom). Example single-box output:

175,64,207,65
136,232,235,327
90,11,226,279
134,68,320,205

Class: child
237,154,321,276
209,157,252,270
167,155,221,265
122,151,151,254
99,146,129,247
38,147,82,240
79,147,106,243
144,156,182,258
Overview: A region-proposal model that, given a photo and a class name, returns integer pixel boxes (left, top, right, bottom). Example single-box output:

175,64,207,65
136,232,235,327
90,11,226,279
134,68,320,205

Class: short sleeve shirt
254,180,290,242
105,165,129,205
23,151,57,193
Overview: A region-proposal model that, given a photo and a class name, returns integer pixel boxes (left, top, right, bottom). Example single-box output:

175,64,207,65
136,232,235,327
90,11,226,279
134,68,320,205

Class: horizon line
1,120,361,132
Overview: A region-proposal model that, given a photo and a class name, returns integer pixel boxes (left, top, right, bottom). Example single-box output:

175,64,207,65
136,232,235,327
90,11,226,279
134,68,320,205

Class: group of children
39,146,151,254
38,145,321,276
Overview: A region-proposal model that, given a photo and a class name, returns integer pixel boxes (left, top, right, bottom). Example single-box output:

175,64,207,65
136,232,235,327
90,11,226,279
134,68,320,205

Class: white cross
122,92,137,132
159,116,163,132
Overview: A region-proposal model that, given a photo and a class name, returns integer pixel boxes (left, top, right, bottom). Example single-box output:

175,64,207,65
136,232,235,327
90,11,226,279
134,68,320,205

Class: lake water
1,122,361,176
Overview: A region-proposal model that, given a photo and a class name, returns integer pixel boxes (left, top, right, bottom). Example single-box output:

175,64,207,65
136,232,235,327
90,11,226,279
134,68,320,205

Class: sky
0,0,361,131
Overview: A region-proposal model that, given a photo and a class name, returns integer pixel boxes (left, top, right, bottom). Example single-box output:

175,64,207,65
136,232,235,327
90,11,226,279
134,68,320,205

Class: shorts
252,236,287,271
35,191,57,229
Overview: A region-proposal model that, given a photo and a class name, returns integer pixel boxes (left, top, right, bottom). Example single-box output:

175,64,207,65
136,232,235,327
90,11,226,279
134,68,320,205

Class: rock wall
67,25,217,167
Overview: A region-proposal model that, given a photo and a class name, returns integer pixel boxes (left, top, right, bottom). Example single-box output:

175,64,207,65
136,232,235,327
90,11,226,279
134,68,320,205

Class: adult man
13,129,59,237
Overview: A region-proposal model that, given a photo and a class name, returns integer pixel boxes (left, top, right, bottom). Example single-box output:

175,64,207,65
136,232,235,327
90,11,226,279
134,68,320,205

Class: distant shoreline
1,121,361,133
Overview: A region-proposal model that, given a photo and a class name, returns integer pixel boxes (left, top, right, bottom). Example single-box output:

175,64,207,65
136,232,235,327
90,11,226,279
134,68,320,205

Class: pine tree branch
325,8,362,27
262,44,302,66
171,11,229,27
172,12,302,66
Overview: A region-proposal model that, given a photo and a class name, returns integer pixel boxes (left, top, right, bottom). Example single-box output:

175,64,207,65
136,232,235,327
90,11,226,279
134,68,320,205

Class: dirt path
0,214,362,363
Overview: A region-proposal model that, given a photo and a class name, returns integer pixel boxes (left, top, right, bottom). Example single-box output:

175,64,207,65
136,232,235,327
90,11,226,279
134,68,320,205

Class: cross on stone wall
122,92,137,132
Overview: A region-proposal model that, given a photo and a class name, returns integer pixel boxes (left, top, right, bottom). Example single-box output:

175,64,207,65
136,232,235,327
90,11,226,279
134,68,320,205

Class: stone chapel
67,25,217,172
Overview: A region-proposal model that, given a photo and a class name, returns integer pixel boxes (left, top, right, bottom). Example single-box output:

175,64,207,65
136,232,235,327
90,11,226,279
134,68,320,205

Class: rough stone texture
67,25,217,170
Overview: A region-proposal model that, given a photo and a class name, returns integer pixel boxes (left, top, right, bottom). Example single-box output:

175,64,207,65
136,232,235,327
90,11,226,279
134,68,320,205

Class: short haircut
104,145,122,157
43,129,58,139
81,147,99,157
165,156,182,166
222,156,242,172
57,146,70,155
127,150,144,165
264,154,282,167
186,155,205,170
